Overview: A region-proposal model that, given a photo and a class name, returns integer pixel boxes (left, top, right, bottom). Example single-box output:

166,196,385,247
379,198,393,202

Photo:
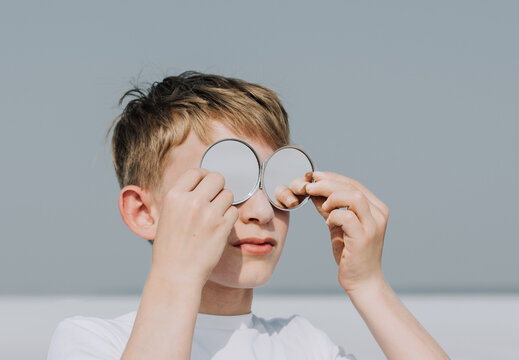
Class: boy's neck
198,280,253,316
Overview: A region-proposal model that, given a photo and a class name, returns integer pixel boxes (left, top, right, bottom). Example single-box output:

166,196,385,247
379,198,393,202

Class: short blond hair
106,71,290,196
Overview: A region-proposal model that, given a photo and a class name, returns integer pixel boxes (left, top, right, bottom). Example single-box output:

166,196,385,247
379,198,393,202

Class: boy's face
154,120,290,289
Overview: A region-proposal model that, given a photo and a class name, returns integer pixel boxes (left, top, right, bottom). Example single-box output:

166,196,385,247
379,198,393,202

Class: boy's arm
120,169,238,360
120,272,203,360
347,276,449,359
304,171,449,360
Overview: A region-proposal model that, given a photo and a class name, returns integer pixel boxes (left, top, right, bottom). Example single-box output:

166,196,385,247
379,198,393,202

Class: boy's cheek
275,209,290,228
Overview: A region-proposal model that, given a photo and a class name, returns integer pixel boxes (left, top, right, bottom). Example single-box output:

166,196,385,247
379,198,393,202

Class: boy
47,71,449,359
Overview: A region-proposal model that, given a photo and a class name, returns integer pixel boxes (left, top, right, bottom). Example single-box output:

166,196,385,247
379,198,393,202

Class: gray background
1,0,517,295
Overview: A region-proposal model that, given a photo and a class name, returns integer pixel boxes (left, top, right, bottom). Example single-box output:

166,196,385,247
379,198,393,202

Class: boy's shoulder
54,311,136,337
47,311,136,360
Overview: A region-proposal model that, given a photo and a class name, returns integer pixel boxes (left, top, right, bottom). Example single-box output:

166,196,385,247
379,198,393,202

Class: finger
310,194,327,213
309,173,386,220
223,205,239,225
192,171,225,202
174,168,210,192
305,179,341,198
306,179,379,223
321,189,374,226
274,184,299,208
288,177,309,195
211,189,235,215
326,208,363,239
313,171,388,217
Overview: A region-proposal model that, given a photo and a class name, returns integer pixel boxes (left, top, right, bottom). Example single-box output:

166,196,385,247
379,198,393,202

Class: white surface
1,294,518,359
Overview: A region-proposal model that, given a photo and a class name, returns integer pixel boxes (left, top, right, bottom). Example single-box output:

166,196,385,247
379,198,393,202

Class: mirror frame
199,138,261,205
261,145,315,211
199,138,315,211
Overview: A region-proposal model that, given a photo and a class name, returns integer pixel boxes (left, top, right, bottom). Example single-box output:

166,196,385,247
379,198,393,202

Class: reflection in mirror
262,147,314,210
199,139,261,204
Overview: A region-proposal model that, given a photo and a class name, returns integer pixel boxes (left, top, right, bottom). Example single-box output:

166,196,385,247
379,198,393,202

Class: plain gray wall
1,0,517,295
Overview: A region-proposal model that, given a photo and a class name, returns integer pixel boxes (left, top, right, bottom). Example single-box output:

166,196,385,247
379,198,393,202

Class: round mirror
262,146,314,210
199,138,261,205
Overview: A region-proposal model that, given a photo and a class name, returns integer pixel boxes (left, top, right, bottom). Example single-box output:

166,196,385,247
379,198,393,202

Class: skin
152,121,290,315
118,120,450,359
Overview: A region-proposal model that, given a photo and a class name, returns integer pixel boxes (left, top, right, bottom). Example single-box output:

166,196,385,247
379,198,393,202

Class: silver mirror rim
261,145,315,211
199,138,262,205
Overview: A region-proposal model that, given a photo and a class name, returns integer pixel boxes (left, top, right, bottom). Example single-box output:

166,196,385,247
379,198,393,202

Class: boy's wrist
344,273,389,301
148,266,207,293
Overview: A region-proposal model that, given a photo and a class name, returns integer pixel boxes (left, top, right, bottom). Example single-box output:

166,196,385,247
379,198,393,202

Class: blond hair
106,71,290,196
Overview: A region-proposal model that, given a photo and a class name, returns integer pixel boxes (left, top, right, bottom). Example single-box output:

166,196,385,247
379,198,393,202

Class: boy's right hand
149,168,239,286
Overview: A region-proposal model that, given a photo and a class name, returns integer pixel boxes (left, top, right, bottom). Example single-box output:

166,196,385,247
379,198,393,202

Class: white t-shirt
47,310,356,359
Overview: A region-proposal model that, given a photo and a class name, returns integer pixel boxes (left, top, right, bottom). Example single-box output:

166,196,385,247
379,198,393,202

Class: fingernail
287,195,298,207
305,171,313,179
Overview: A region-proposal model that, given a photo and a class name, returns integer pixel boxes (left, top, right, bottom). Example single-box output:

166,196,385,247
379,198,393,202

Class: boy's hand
304,171,389,293
150,168,239,286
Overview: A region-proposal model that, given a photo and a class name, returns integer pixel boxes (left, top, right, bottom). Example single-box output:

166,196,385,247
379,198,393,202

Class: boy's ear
118,185,159,241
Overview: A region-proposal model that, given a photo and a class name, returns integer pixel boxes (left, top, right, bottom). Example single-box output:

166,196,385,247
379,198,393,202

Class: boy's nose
238,187,274,225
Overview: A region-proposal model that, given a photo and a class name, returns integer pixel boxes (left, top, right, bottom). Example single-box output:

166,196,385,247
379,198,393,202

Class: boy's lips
231,237,277,247
231,238,276,255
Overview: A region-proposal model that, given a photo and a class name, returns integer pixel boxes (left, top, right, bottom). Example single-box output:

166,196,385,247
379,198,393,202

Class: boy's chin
208,266,275,289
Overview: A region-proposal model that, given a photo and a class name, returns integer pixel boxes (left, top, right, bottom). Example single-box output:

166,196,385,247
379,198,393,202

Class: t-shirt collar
195,311,254,330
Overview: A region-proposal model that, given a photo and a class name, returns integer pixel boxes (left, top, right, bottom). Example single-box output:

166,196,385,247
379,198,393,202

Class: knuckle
211,171,226,187
329,208,341,219
281,187,293,197
185,167,202,177
343,209,356,221
223,189,234,202
189,197,203,210
327,191,337,202
274,184,287,197
350,190,364,202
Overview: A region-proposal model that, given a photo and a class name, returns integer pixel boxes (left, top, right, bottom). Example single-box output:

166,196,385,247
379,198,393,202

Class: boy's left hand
304,171,390,293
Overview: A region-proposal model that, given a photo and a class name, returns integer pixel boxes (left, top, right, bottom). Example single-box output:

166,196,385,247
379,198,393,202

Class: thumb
310,195,328,218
